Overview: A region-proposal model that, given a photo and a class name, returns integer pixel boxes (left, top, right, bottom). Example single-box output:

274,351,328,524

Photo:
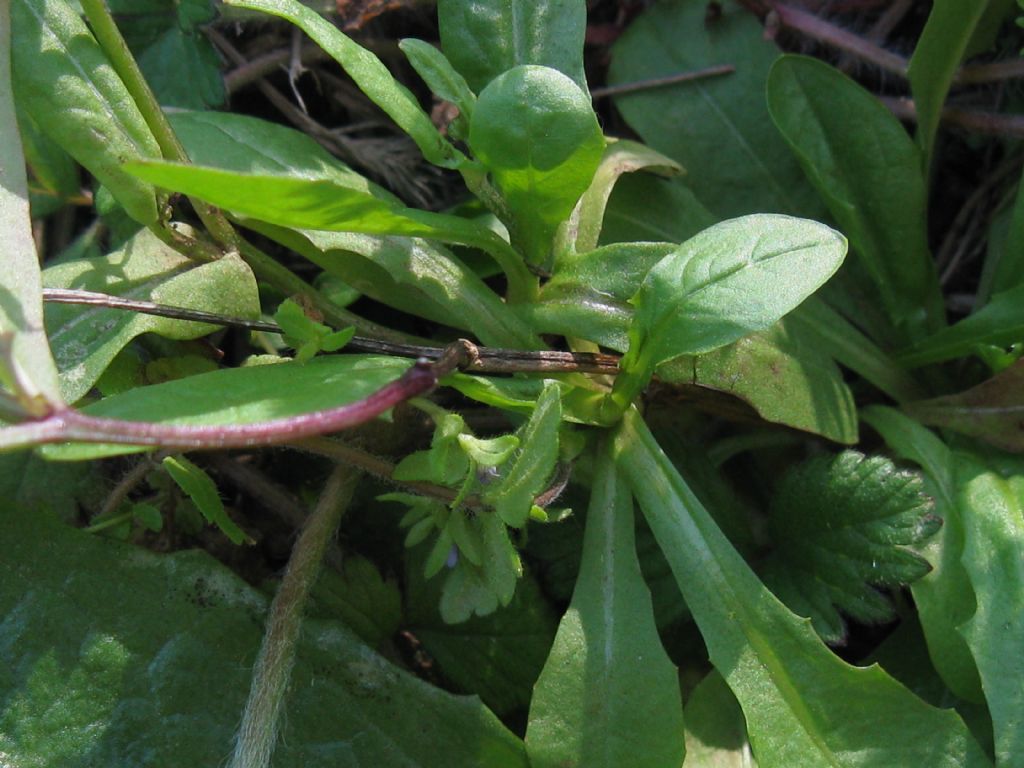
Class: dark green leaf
761,451,939,643
860,406,984,703
440,511,522,621
43,228,259,403
307,555,402,648
614,408,989,767
903,359,1024,451
137,28,224,109
683,671,756,768
469,65,604,266
39,354,412,461
609,1,822,219
438,0,587,93
897,283,1024,367
616,214,846,405
11,0,161,225
907,1,989,164
978,177,1024,306
0,508,528,766
18,110,80,207
485,382,562,528
226,0,462,168
599,174,716,246
766,55,944,344
526,444,684,768
1,10,62,409
163,454,249,545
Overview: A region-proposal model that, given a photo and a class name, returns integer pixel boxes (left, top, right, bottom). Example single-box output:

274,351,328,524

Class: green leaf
599,174,716,247
766,55,944,344
858,406,984,703
0,7,62,410
484,382,562,528
162,454,249,545
439,511,522,622
897,283,1024,368
126,161,535,304
407,546,556,717
306,555,402,648
399,38,476,123
458,434,519,468
469,65,604,266
137,28,224,109
760,451,939,644
569,139,681,253
0,508,528,766
657,318,859,445
18,109,80,209
42,228,259,403
437,0,587,93
39,354,413,461
907,1,989,166
226,0,462,169
11,0,161,225
616,214,846,407
903,360,1024,452
978,176,1024,306
525,444,683,768
613,407,990,768
683,671,756,768
608,1,823,220
954,451,1024,767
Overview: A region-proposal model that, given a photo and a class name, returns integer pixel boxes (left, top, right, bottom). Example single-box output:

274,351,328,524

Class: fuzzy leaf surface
761,451,940,643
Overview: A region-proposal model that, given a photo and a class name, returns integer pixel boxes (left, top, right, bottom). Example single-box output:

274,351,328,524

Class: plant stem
230,464,358,768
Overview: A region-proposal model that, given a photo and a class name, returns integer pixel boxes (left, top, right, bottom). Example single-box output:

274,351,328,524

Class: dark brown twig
590,65,736,100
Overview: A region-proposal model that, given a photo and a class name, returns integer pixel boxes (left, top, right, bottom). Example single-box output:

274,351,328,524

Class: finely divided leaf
761,451,940,643
526,444,684,768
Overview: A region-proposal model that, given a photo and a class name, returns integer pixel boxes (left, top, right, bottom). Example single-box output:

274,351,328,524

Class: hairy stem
230,464,358,768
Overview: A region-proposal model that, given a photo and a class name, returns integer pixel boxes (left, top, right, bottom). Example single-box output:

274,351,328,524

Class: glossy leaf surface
438,0,587,92
614,408,989,768
526,444,683,768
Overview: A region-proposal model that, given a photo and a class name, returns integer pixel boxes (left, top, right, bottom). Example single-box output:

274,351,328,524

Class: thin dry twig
590,64,736,100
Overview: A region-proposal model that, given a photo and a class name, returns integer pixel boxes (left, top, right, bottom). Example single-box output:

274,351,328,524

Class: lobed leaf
761,451,940,644
11,0,162,225
613,408,990,768
766,55,944,345
438,0,587,93
526,443,684,768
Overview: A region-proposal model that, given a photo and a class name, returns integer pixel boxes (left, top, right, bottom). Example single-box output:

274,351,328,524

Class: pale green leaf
163,454,249,545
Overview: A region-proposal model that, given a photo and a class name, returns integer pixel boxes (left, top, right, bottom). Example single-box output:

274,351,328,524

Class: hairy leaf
438,0,587,93
614,409,989,767
526,444,683,768
162,454,249,545
11,0,161,225
767,55,944,344
761,451,940,643
43,229,259,403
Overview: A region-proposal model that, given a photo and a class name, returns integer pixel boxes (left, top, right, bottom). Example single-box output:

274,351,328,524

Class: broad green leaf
484,382,562,528
226,0,461,169
954,451,1024,766
600,174,716,247
658,318,858,445
42,228,259,403
39,354,413,461
137,28,224,110
617,214,846,404
860,406,984,703
766,55,944,344
399,38,476,123
162,454,249,545
907,1,989,165
903,360,1024,452
760,451,939,644
406,553,556,718
0,508,528,767
683,671,757,768
254,225,540,348
526,444,683,768
11,0,161,225
469,65,604,266
126,161,534,303
897,283,1024,368
614,408,990,768
608,1,822,220
569,139,682,253
0,5,61,409
307,555,402,648
437,0,587,93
